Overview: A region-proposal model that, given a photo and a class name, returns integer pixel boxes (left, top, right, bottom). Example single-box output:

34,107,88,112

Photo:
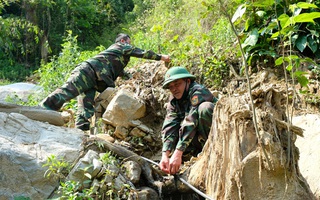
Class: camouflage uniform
41,42,162,130
161,82,218,159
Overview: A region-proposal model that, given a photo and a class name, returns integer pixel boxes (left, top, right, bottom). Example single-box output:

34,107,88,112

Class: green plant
13,196,31,200
275,55,315,88
232,1,320,67
37,31,104,94
200,55,229,88
43,154,71,181
100,151,119,166
105,181,131,200
4,92,42,106
55,180,94,200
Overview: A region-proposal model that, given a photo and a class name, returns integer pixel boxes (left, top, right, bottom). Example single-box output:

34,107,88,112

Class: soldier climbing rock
40,33,170,131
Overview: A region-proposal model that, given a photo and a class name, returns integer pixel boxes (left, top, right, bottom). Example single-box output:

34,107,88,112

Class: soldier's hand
169,149,183,175
159,151,170,174
161,55,170,63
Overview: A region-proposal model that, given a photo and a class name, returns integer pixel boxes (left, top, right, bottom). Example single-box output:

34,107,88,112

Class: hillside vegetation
1,1,320,199
1,0,320,106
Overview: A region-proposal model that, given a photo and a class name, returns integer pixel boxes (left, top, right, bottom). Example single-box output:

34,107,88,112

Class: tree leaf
295,35,307,52
232,4,246,23
252,0,274,7
278,14,290,29
294,12,320,23
297,2,318,9
275,57,283,66
307,36,318,53
242,28,259,49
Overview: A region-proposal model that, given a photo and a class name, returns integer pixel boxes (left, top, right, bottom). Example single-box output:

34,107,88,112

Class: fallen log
0,101,64,126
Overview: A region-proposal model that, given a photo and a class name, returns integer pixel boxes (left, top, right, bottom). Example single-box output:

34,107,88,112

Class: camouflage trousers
41,62,109,130
183,101,215,161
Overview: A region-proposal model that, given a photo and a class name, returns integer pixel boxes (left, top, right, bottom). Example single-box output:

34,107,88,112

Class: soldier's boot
76,116,90,131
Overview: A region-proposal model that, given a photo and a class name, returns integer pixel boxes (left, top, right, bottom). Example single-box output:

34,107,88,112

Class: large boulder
293,114,320,199
0,82,43,102
102,88,146,128
0,112,84,200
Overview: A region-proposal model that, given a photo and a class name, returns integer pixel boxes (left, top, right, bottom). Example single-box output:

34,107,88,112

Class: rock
129,120,154,134
114,173,129,191
0,82,43,102
67,150,99,187
91,179,101,193
130,127,147,137
102,89,146,128
0,112,83,200
94,133,115,143
123,161,142,184
114,126,129,140
293,114,320,199
129,187,160,200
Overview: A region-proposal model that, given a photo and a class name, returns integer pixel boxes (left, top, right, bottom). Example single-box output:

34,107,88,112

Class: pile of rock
51,149,160,199
97,88,163,157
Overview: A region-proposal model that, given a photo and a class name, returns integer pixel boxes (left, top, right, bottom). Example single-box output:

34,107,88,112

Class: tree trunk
187,84,315,200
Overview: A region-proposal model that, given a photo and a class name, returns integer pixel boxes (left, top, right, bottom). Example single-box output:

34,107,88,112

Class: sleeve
123,44,162,60
161,101,181,152
175,88,213,152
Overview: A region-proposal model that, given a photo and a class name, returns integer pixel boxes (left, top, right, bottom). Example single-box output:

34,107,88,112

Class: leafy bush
127,0,236,88
231,1,320,87
55,180,94,200
37,31,104,98
43,154,71,181
233,1,320,63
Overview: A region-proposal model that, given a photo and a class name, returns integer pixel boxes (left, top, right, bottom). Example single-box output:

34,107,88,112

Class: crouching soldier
159,66,218,175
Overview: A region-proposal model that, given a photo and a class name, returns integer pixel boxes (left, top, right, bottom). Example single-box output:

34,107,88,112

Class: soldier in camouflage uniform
40,33,170,131
159,66,218,175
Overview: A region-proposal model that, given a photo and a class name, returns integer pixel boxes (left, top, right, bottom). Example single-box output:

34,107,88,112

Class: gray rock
123,160,142,184
0,112,83,200
0,82,43,102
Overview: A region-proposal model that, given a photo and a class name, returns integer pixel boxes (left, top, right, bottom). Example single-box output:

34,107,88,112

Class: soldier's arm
123,44,170,61
161,103,180,152
175,88,213,151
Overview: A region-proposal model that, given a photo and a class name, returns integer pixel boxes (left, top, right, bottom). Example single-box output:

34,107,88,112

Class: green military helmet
162,66,196,89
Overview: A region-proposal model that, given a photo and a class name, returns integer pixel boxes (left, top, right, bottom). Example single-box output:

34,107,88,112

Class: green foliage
233,1,320,60
43,154,71,181
54,180,94,200
4,0,320,91
230,0,320,87
0,62,37,82
201,56,229,87
275,55,315,87
4,92,40,106
100,151,119,166
0,0,136,83
37,31,104,95
0,15,41,79
127,0,235,88
63,0,134,48
13,197,31,200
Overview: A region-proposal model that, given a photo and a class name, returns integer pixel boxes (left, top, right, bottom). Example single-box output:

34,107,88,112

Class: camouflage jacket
161,82,217,152
87,42,162,91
